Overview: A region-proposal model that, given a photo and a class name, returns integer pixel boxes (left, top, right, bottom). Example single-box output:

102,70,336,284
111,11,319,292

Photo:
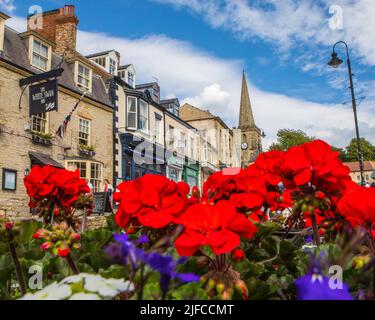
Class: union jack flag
55,114,72,139
55,91,86,139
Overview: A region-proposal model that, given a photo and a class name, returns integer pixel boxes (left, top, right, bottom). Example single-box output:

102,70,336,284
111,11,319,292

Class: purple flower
111,234,142,270
107,233,199,298
137,235,149,245
295,273,354,300
145,252,199,297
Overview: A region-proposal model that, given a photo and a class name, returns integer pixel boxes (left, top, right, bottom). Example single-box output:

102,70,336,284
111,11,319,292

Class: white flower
20,283,71,300
69,293,101,300
83,274,135,298
19,273,134,300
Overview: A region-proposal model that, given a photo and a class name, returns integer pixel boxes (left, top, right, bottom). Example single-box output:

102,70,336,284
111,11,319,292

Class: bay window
138,99,149,133
66,160,103,193
127,97,137,130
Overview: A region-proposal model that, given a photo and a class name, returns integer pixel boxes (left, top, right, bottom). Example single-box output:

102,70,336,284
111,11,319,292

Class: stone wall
0,63,113,219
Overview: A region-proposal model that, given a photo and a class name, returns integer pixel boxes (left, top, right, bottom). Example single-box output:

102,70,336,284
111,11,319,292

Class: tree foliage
268,129,314,151
345,138,375,162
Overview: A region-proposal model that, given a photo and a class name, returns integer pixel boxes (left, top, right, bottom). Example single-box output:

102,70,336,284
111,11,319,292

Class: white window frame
138,99,149,133
178,132,186,155
78,118,91,146
109,58,117,75
31,38,50,71
190,137,195,159
127,96,137,130
65,160,103,193
75,62,92,93
154,115,163,144
168,125,175,148
128,72,135,87
31,113,48,134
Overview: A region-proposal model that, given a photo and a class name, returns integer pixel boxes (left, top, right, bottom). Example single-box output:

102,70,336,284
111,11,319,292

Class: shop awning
29,151,65,168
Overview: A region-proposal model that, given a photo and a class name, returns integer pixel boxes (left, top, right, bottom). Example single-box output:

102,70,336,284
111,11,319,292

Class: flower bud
41,242,53,251
216,282,225,294
315,191,325,200
57,246,71,257
71,233,81,241
4,222,14,230
234,280,248,300
231,248,245,262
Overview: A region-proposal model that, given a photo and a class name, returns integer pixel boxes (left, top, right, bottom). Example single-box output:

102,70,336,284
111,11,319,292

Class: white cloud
5,13,375,148
0,0,15,13
154,0,375,66
76,29,375,148
5,15,26,32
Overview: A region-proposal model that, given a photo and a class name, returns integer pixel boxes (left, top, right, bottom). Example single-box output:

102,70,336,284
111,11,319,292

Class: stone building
106,71,201,189
0,6,113,217
238,71,263,168
180,103,233,185
344,161,375,185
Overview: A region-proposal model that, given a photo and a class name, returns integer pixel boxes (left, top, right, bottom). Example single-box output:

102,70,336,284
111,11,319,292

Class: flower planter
31,134,52,146
79,148,96,157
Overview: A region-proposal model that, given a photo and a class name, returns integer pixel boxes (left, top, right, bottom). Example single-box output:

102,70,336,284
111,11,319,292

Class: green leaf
142,282,161,300
99,264,130,279
106,214,121,233
246,277,272,300
171,282,208,300
16,220,42,245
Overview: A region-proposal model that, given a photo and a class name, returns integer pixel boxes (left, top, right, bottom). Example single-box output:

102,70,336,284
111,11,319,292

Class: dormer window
128,72,134,87
75,62,92,92
31,39,50,71
118,70,126,79
109,58,117,75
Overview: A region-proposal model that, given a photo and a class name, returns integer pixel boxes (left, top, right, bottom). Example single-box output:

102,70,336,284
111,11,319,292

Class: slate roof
29,151,65,168
0,26,112,108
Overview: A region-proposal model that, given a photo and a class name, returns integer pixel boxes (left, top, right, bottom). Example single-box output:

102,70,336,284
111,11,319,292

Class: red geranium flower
338,187,375,227
24,166,91,225
231,248,245,262
57,247,71,257
114,175,190,229
175,201,257,256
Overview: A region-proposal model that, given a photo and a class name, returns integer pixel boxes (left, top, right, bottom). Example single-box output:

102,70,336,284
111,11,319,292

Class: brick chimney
27,5,79,58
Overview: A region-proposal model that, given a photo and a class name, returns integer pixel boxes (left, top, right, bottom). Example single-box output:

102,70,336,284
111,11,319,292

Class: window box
79,144,96,157
31,131,53,146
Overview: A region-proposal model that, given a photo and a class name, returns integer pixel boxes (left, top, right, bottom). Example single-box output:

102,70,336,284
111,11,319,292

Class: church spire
239,70,255,129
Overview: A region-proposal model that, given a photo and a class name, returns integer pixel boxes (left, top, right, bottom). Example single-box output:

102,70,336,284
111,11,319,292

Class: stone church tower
239,71,263,168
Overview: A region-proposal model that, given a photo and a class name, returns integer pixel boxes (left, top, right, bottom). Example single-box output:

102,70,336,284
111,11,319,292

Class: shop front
183,159,200,190
165,150,184,182
200,162,220,187
120,133,166,181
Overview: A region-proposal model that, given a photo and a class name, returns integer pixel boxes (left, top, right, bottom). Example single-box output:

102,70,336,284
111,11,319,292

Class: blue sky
2,0,375,148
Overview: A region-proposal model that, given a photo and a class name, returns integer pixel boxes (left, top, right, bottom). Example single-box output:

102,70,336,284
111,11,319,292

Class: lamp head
328,51,343,68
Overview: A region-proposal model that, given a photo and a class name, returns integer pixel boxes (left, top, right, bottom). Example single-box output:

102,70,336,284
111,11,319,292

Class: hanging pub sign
19,67,64,114
29,79,58,117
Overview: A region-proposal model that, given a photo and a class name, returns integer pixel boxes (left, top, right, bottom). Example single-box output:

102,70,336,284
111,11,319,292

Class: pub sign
29,79,58,116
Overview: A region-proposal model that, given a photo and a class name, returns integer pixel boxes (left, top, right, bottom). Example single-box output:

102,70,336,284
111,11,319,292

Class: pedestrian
86,178,93,195
104,179,113,194
104,179,114,209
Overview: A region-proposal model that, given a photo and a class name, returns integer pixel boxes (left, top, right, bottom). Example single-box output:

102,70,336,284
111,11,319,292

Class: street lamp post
328,41,366,186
